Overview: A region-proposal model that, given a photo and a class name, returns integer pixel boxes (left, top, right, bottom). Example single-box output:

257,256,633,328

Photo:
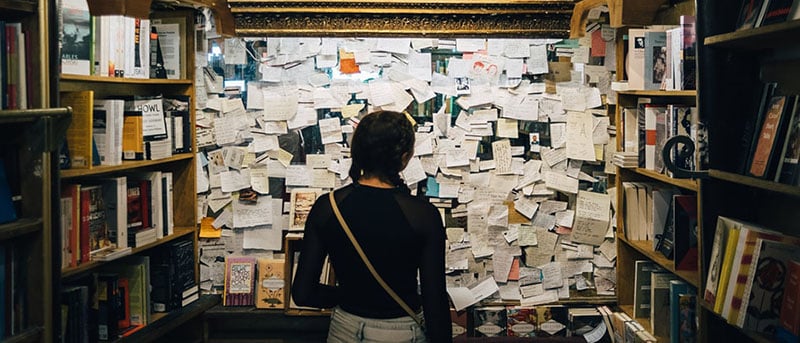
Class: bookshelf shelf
621,167,700,191
703,19,800,50
618,237,700,287
113,294,220,343
708,169,800,197
0,217,43,242
0,0,36,14
3,327,44,343
698,300,773,343
60,153,195,179
61,227,195,278
617,90,697,97
59,74,194,85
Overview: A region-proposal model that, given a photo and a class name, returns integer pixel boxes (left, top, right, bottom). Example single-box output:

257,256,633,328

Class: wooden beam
569,0,607,39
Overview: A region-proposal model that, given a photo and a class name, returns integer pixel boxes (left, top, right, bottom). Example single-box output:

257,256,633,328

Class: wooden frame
229,0,577,37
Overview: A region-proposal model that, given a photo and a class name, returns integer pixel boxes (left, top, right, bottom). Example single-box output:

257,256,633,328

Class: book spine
780,260,800,335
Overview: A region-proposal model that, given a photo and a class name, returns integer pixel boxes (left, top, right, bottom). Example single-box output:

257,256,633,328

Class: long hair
348,111,415,190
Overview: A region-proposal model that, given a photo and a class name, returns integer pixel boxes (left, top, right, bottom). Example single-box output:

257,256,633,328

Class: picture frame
288,188,323,231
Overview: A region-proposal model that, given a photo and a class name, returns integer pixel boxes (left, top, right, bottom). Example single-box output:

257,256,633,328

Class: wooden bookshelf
703,19,800,49
620,167,700,191
617,89,697,97
60,74,194,85
60,153,195,179
0,0,36,13
709,169,800,197
617,304,667,343
113,294,220,343
0,217,43,241
618,237,700,287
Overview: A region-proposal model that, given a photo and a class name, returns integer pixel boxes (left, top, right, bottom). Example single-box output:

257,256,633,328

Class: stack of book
613,152,638,168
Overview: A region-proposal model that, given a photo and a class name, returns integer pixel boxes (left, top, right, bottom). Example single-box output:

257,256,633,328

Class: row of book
702,216,800,340
60,171,174,269
621,100,701,175
626,15,696,91
631,261,698,343
61,238,198,342
61,91,192,169
621,182,698,271
60,0,180,79
736,0,800,32
0,22,27,110
739,84,800,185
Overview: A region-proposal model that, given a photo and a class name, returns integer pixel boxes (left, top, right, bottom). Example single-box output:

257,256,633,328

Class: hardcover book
703,218,738,305
669,280,695,343
780,259,800,335
450,308,468,338
643,31,667,91
748,95,794,179
737,0,769,30
506,306,536,337
255,258,285,309
62,90,95,169
650,272,681,339
224,256,257,306
533,305,569,337
473,306,508,337
758,0,795,26
59,0,92,75
776,103,800,185
739,239,800,332
634,260,661,318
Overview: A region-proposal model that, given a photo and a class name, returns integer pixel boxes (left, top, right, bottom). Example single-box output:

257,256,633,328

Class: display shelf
60,153,195,179
617,90,697,97
61,227,195,278
704,19,800,50
0,217,43,242
3,327,44,343
698,300,773,343
709,169,800,198
59,74,193,85
620,167,700,191
618,237,700,287
113,294,220,343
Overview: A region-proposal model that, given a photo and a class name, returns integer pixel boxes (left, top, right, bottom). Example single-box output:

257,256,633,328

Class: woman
292,110,452,342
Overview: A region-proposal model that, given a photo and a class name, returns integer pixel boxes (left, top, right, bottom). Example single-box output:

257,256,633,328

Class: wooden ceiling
226,0,579,38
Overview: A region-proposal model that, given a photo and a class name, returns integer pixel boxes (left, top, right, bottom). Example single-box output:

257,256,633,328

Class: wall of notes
194,35,619,306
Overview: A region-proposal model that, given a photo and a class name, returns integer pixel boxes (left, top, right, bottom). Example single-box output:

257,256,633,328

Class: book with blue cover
0,159,17,224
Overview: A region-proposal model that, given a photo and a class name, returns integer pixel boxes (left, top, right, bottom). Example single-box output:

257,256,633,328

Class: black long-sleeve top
291,183,452,342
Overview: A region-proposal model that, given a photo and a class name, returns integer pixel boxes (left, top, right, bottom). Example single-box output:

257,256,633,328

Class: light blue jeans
327,307,426,343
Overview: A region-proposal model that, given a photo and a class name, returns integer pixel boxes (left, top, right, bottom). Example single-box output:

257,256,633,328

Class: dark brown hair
348,110,415,189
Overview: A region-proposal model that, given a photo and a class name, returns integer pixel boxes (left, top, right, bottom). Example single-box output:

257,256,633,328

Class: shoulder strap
328,191,423,327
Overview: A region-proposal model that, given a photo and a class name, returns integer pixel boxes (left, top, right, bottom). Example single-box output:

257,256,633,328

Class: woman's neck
357,176,395,189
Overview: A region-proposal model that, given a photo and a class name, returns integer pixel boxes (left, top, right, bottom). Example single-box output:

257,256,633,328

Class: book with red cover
450,308,468,339
79,185,92,264
758,0,795,26
780,259,800,335
224,256,256,306
748,95,794,179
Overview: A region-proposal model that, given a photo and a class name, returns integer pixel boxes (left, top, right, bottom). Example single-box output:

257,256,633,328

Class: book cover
161,172,174,237
96,273,120,341
669,280,694,343
224,256,257,306
704,220,739,306
780,259,800,335
534,305,569,337
759,0,795,26
473,306,507,337
288,188,322,231
569,308,610,342
122,110,145,160
637,98,652,168
126,96,167,141
650,272,681,339
680,16,697,91
94,99,125,166
123,17,150,79
627,29,648,90
678,293,697,343
255,258,285,309
62,90,95,169
163,96,192,154
450,308,468,338
654,103,669,172
506,306,536,337
748,95,793,179
126,181,144,231
673,194,699,271
715,223,745,314
740,239,800,333
59,0,91,75
643,30,667,91
98,176,127,249
117,277,131,331
62,183,81,268
611,311,633,343
150,18,184,79
644,104,666,170
737,0,769,30
634,260,660,318
776,102,800,185
82,185,113,255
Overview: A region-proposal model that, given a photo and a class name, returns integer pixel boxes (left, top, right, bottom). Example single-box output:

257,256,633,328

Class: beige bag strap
328,191,423,328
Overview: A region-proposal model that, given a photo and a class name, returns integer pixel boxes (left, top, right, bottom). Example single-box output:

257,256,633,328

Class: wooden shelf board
623,167,700,191
60,74,193,85
205,305,286,316
3,326,43,343
704,19,800,49
284,308,332,316
619,237,700,287
482,294,617,307
0,0,36,13
0,217,43,242
114,294,220,342
61,153,194,179
698,299,774,343
62,227,195,278
617,90,697,97
709,169,800,197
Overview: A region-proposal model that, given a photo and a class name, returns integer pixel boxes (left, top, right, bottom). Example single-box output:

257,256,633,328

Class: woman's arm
291,199,339,308
419,205,453,342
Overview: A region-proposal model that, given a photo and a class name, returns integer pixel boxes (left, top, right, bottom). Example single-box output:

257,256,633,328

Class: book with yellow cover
255,258,285,309
61,90,95,169
713,224,741,313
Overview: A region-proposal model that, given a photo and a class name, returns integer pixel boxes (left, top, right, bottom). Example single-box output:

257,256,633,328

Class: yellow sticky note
199,217,222,238
342,103,364,118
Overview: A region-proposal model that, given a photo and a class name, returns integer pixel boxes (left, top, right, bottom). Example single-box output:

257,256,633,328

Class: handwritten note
570,190,611,246
492,139,513,174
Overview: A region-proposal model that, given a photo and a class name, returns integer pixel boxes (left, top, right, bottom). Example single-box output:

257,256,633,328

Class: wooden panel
704,19,800,49
60,154,194,179
0,217,42,242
